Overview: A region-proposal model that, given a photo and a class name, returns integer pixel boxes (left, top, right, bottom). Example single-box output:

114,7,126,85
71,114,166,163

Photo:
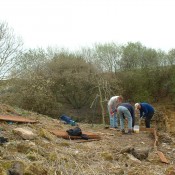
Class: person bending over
135,102,154,128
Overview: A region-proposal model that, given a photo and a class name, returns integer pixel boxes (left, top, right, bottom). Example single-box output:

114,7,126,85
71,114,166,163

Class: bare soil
0,104,174,175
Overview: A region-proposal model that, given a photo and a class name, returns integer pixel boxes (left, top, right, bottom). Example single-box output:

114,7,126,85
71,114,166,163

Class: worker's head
135,103,141,110
118,96,123,103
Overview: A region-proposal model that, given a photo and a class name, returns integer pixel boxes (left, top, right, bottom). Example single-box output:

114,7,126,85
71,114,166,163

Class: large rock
132,148,150,160
7,161,24,175
13,128,37,140
120,147,149,160
118,153,141,166
120,146,134,154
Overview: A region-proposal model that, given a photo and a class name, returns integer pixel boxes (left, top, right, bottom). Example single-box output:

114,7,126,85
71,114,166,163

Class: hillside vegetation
1,21,175,122
0,43,175,122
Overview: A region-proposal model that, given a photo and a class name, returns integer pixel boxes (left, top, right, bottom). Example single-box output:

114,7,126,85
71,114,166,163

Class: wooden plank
50,130,101,140
0,115,37,123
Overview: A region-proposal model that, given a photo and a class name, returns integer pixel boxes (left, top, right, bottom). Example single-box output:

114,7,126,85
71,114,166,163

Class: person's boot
127,129,132,135
121,129,125,134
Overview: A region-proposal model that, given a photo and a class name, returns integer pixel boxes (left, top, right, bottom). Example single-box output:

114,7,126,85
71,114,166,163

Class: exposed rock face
153,108,175,133
158,132,173,143
153,111,167,131
165,110,175,133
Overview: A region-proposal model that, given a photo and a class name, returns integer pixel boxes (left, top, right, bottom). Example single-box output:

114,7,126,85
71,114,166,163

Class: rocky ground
0,104,175,175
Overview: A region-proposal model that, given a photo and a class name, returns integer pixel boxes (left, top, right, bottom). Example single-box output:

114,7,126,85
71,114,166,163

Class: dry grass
0,104,174,174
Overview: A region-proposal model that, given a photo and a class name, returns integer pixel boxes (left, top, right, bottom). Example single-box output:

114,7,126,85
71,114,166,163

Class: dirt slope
0,104,174,175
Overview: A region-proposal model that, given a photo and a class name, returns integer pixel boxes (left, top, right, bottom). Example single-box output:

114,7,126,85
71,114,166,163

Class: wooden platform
50,129,101,140
0,115,37,123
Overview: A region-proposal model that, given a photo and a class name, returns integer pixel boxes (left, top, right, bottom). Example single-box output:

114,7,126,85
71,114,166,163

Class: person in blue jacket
135,102,154,128
117,103,135,134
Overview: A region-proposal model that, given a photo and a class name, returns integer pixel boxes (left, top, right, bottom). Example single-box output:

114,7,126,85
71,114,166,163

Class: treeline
0,22,175,122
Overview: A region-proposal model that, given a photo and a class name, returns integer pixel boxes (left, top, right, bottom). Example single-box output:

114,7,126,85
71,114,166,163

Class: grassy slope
0,103,174,175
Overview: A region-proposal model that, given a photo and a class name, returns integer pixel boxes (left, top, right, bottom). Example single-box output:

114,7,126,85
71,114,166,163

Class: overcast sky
0,0,175,52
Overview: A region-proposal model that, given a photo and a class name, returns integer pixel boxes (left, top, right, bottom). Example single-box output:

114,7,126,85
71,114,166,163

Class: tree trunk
98,85,105,126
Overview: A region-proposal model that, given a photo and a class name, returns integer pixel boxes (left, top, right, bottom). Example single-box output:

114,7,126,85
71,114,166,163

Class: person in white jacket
107,95,123,128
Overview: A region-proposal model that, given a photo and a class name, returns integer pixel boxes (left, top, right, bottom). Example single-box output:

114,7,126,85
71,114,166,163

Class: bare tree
0,22,23,79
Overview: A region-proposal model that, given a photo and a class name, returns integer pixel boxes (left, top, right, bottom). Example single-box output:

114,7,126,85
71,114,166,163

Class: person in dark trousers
117,103,135,134
121,103,135,128
135,102,155,128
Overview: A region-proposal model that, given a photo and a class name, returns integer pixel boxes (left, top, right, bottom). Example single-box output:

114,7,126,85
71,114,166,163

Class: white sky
0,0,175,52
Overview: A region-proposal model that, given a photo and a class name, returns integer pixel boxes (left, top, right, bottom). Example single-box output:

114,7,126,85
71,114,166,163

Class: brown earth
0,103,174,175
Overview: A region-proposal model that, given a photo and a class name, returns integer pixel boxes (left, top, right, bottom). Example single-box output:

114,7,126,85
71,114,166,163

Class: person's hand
114,109,117,113
110,111,114,116
140,116,144,120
